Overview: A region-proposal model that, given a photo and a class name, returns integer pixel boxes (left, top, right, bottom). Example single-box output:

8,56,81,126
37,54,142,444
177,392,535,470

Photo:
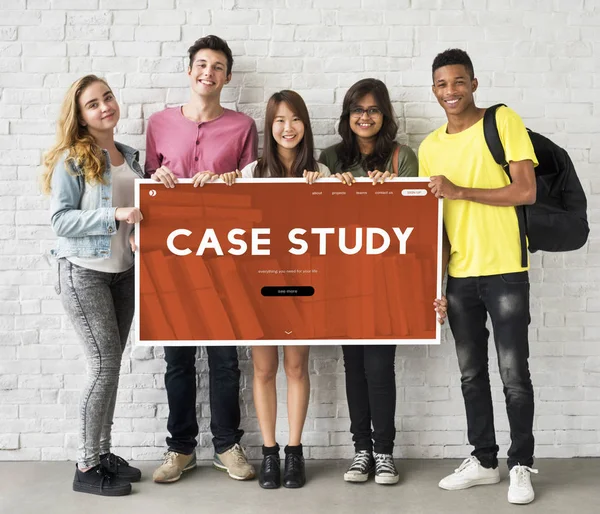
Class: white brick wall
1,1,599,461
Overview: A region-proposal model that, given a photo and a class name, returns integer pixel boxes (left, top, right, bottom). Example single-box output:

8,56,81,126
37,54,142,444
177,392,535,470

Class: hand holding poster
135,178,442,345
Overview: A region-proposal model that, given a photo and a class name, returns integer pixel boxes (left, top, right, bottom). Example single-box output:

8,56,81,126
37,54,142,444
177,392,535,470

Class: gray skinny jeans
56,258,134,468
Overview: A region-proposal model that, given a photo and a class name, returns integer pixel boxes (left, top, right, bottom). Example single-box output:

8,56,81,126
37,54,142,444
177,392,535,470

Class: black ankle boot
100,452,142,482
73,464,132,496
259,453,281,489
283,446,306,488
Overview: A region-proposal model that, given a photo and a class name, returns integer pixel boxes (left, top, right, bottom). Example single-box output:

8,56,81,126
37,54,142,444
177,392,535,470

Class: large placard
135,178,442,345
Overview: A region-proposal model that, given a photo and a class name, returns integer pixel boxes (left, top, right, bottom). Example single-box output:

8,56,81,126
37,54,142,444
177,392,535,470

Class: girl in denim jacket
42,75,144,496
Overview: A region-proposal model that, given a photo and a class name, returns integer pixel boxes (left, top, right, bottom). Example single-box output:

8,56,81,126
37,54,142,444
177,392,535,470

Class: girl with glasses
318,78,418,485
319,77,418,185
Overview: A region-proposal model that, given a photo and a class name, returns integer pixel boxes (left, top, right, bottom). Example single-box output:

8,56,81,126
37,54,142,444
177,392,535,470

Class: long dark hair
335,78,398,172
255,90,318,178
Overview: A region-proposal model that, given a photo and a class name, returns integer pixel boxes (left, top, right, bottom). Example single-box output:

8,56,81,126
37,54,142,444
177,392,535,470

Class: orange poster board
135,178,442,345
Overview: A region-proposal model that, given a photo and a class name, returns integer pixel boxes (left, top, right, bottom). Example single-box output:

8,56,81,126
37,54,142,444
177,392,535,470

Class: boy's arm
238,121,259,169
428,160,536,207
428,108,537,207
144,117,161,177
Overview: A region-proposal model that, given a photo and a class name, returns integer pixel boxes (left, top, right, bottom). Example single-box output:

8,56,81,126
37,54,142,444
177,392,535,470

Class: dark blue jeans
447,271,535,470
164,346,243,455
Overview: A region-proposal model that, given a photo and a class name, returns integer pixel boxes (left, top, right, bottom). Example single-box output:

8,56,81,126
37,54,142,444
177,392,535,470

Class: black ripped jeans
446,271,535,470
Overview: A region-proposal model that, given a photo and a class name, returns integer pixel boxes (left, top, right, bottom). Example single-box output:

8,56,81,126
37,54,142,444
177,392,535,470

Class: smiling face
78,80,120,135
432,64,478,116
188,48,231,99
272,101,305,151
348,93,384,141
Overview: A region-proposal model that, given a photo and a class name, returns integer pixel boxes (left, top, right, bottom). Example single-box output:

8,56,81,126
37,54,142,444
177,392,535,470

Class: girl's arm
396,145,419,177
49,157,118,238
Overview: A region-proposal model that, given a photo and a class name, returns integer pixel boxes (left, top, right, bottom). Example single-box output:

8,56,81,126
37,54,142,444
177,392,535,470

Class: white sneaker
508,465,538,504
438,456,500,490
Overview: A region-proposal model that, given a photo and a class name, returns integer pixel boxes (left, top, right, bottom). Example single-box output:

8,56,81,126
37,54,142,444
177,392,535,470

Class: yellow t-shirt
418,106,538,278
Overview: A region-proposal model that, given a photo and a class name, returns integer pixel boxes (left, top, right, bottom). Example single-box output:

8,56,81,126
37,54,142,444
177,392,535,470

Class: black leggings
342,345,397,454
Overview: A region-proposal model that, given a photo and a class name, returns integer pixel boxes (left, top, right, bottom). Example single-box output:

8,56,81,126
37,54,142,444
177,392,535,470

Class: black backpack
483,104,589,267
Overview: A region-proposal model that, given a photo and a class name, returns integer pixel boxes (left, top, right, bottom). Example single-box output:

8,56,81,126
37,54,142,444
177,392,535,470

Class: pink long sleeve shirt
144,106,258,178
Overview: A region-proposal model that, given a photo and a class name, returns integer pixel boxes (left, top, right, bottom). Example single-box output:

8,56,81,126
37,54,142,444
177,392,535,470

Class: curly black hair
432,48,474,81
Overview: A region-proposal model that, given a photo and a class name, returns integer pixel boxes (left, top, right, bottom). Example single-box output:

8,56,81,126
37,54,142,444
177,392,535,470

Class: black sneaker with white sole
73,464,132,496
373,452,399,485
343,450,375,483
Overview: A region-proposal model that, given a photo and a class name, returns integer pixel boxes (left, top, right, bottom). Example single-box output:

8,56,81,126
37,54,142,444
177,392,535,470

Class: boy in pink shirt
145,101,257,181
147,35,257,485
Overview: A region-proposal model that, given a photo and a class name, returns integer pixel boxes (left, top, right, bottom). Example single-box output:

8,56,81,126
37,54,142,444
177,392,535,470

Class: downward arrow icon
284,331,292,335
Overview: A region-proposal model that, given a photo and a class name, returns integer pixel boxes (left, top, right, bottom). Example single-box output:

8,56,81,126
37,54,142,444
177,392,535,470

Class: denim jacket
50,141,144,259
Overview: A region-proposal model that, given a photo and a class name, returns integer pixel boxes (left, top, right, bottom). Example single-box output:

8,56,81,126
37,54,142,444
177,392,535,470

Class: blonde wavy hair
41,75,114,195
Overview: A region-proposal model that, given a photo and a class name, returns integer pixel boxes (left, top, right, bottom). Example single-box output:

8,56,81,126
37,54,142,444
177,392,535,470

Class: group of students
43,34,539,505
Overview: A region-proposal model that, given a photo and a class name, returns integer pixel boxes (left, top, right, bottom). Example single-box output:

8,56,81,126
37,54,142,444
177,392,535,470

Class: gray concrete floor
0,459,598,514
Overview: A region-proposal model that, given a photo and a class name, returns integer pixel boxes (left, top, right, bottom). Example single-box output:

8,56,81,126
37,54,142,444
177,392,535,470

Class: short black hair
188,35,233,75
432,48,474,81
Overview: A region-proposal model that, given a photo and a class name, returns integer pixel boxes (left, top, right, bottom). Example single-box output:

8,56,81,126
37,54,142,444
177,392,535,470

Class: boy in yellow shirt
419,49,539,505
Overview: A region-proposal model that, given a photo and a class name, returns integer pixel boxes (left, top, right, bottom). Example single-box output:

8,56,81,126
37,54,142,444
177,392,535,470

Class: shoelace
349,451,372,472
286,453,302,472
95,466,116,490
454,456,479,474
373,453,396,475
513,465,539,487
263,454,280,473
106,453,117,472
229,444,249,465
104,452,128,472
162,450,179,465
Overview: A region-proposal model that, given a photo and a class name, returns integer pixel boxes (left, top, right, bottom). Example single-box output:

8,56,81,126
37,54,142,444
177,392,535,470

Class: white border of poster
134,177,443,346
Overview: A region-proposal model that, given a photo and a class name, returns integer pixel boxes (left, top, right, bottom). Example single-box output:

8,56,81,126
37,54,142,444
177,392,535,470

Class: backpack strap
483,103,528,268
392,143,401,175
483,104,508,169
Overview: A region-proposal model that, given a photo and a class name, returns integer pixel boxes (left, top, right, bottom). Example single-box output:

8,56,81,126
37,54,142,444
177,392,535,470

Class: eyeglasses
350,107,382,118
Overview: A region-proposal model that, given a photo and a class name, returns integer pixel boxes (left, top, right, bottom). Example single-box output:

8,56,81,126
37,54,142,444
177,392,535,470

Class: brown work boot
152,451,197,483
213,443,256,480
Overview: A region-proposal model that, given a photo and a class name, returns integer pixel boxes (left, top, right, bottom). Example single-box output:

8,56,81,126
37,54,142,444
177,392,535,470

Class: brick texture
0,1,598,461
